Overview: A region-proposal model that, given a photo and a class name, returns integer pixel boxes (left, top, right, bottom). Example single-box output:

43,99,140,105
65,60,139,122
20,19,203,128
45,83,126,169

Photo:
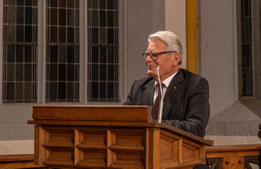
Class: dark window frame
2,0,38,103
87,0,119,102
238,0,261,100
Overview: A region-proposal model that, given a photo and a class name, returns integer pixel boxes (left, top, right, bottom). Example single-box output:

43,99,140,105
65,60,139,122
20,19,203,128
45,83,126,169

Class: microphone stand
157,66,163,123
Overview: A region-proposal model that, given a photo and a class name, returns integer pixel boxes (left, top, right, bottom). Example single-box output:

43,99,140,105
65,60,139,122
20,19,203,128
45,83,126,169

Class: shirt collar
154,70,178,88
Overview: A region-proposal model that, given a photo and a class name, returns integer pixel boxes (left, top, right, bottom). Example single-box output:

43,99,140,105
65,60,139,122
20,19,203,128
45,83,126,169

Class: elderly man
124,31,210,169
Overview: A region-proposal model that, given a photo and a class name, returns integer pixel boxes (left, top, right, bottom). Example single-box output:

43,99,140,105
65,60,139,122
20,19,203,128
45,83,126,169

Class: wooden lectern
28,105,213,169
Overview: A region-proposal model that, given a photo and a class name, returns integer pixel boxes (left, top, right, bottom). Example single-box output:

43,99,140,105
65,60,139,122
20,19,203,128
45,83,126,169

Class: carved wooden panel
159,130,205,169
37,125,146,169
160,132,181,164
206,145,261,169
222,156,244,169
207,156,260,169
41,126,74,166
108,128,146,169
75,127,107,167
35,125,207,169
183,143,200,161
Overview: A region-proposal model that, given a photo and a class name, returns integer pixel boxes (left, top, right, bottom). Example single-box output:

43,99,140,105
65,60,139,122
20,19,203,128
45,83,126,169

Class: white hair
148,31,183,65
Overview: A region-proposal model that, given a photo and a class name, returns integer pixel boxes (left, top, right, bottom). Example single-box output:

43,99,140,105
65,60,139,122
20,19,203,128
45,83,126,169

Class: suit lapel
141,79,155,106
162,69,184,119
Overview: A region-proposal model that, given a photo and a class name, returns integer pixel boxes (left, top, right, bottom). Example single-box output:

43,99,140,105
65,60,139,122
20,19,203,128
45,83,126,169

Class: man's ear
172,53,180,66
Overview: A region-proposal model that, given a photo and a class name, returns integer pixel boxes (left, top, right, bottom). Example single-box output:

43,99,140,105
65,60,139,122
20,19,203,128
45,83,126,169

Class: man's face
145,39,180,81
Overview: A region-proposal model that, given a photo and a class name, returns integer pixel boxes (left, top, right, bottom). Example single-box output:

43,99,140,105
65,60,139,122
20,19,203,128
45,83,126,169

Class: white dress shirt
153,71,178,104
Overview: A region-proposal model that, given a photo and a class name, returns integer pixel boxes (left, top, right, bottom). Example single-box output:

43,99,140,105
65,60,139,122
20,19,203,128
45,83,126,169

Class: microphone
156,66,164,123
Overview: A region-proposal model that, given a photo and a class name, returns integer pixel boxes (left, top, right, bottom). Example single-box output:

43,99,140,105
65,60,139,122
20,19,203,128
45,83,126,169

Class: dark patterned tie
151,83,162,120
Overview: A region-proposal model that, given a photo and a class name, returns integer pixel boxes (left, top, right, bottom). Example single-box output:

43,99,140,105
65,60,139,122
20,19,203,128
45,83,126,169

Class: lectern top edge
32,105,151,108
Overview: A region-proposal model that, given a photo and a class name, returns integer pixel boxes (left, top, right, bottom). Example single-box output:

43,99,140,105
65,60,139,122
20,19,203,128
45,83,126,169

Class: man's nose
145,54,153,62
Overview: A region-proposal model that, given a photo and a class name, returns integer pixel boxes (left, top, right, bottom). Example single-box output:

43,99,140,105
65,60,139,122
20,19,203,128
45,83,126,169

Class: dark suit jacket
124,68,210,137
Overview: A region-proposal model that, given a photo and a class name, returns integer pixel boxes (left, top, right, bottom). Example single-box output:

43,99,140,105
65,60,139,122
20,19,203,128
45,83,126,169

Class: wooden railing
0,154,44,169
206,144,261,169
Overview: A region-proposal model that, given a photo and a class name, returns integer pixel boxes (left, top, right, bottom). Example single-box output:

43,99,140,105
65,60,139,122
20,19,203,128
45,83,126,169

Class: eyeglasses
142,51,177,60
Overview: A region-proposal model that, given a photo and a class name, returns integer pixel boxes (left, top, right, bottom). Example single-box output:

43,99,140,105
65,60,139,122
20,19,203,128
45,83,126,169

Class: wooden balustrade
206,144,261,169
0,154,44,169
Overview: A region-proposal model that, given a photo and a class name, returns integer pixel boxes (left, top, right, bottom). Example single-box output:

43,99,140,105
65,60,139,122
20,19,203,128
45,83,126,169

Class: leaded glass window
46,0,80,102
241,0,253,96
3,0,38,102
87,0,119,101
2,0,121,103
